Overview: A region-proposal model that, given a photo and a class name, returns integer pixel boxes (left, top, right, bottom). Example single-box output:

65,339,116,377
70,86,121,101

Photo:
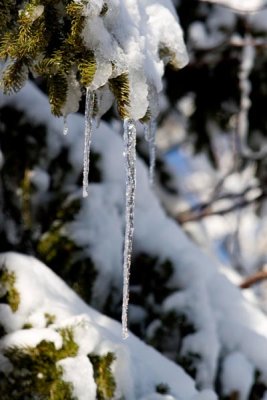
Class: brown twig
176,190,265,224
240,270,267,289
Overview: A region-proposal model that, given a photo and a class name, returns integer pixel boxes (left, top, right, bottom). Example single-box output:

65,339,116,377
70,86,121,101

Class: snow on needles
81,0,188,120
0,252,200,400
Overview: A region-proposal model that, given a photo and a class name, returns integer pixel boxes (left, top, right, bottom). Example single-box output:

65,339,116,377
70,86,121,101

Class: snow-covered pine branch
0,0,188,338
0,0,188,121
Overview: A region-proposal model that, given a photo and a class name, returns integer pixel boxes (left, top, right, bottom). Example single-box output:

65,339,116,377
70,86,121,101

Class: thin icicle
122,118,137,340
144,120,157,186
63,115,69,136
82,88,95,198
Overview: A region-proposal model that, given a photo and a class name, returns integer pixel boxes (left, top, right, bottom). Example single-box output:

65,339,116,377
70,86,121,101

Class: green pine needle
109,73,131,119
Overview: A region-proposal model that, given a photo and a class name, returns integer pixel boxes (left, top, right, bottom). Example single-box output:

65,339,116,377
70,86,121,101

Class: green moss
0,0,93,116
89,352,116,400
0,327,78,399
36,198,82,265
109,73,130,119
37,222,97,305
159,45,183,70
22,323,34,329
78,51,97,87
37,222,75,264
21,168,34,230
0,268,20,312
45,313,56,327
55,197,82,222
139,108,152,124
21,313,54,330
57,327,79,359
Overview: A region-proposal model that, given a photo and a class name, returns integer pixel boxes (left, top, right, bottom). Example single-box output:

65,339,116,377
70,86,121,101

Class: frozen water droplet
144,120,157,186
63,116,69,135
122,118,137,340
83,88,95,198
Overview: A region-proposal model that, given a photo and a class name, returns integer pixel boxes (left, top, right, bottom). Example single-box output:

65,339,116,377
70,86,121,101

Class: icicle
122,118,137,340
144,120,157,185
63,115,69,136
95,93,101,128
82,88,95,198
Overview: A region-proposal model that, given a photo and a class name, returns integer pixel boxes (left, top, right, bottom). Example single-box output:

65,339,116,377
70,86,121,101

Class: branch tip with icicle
83,88,95,198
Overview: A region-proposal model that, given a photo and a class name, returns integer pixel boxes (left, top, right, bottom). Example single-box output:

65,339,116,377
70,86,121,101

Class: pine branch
78,52,97,87
109,73,131,119
2,59,29,93
48,74,68,117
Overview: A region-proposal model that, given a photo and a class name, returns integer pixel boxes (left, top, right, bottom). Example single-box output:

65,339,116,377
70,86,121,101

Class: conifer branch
109,73,131,119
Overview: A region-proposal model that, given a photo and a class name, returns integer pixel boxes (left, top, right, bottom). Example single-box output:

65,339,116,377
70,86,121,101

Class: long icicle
144,119,157,186
83,88,95,198
63,115,69,136
122,118,137,339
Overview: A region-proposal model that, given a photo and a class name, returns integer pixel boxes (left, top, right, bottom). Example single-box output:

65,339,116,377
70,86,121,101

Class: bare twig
176,189,265,224
240,269,267,288
179,184,260,213
230,37,267,48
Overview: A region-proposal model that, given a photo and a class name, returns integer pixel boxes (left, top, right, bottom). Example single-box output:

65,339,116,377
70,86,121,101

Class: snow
221,352,254,400
0,252,200,400
164,139,266,274
200,0,267,13
68,185,124,308
59,356,97,400
29,168,50,192
0,328,63,351
81,0,188,120
4,82,267,397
